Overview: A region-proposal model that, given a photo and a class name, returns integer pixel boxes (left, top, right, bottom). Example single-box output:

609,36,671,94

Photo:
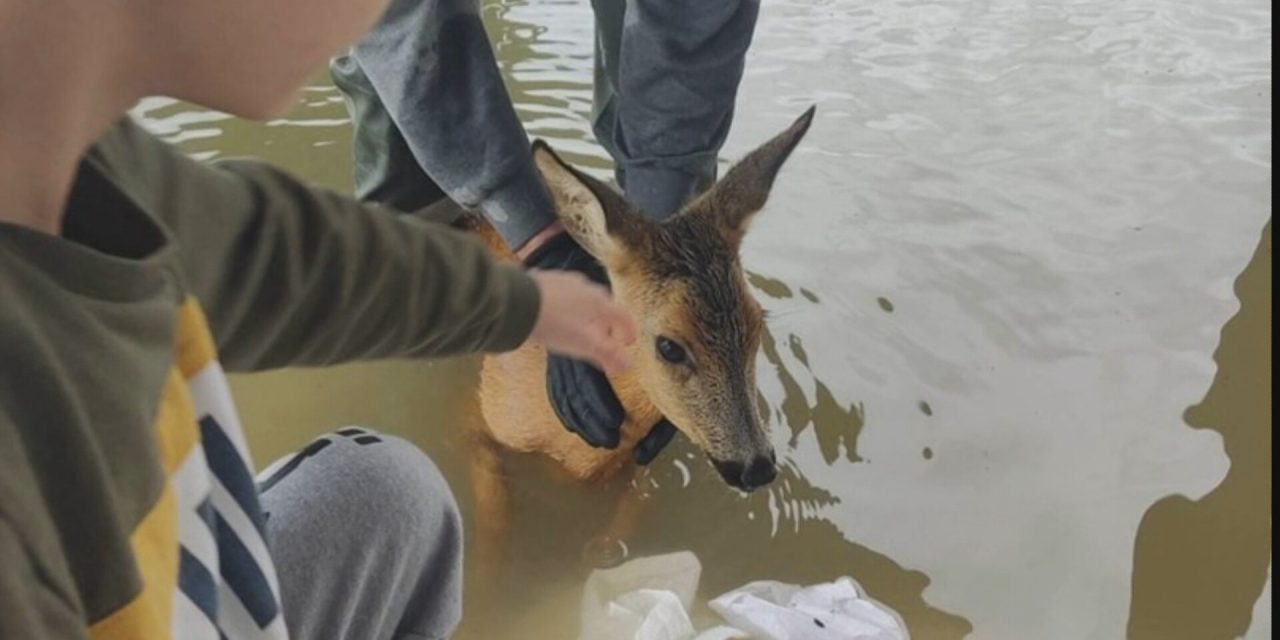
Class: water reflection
133,78,353,188
484,0,608,173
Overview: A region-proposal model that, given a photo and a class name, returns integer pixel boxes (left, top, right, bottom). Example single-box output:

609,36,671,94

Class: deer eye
656,337,688,365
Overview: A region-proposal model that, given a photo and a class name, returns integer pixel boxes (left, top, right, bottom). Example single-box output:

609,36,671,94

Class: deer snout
712,449,777,492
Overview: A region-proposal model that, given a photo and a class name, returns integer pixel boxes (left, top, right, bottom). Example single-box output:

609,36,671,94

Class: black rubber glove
524,233,677,463
634,418,678,465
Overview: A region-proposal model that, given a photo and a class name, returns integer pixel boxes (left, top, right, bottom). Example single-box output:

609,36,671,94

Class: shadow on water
749,272,868,464
1128,222,1272,639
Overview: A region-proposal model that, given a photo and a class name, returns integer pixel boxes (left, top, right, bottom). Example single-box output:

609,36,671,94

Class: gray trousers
332,0,758,247
258,429,462,640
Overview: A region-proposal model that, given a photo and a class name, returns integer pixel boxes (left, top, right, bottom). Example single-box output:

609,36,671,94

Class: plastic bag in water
708,577,906,640
579,552,701,640
578,552,907,640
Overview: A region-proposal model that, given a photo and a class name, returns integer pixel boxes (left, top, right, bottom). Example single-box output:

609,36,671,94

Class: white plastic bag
692,626,751,639
578,552,907,640
579,552,702,640
709,577,906,640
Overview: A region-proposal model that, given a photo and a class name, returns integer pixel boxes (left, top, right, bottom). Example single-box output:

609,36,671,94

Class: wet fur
460,107,815,590
463,213,763,479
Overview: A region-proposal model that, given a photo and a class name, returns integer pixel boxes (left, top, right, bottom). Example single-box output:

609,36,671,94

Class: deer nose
713,452,777,492
743,454,777,489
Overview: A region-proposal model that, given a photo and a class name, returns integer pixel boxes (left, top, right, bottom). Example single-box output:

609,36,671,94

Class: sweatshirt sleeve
0,518,88,640
89,119,540,372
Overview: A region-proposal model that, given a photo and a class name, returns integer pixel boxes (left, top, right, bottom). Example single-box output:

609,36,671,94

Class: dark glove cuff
521,232,609,286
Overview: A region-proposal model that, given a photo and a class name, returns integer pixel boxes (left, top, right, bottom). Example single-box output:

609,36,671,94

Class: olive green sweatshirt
0,118,539,639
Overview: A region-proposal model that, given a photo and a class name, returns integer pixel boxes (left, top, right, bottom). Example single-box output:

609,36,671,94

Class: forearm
89,119,540,371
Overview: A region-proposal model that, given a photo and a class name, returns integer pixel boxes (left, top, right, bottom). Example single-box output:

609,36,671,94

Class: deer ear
703,106,815,243
532,140,643,263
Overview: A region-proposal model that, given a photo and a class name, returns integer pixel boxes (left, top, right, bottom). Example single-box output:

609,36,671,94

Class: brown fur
469,107,815,483
472,216,664,478
463,108,815,589
463,108,808,581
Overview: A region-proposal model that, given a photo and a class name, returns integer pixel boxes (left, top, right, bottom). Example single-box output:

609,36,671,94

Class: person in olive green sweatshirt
0,1,637,638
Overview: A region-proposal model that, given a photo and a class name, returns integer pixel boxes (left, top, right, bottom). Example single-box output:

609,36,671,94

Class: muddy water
131,0,1272,637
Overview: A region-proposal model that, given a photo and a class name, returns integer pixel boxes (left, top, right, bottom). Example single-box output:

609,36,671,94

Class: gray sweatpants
257,428,462,640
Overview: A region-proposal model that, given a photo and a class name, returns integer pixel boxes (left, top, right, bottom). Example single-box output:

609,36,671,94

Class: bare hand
527,270,636,375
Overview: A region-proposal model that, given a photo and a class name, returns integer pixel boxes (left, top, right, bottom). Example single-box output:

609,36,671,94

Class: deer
462,106,816,582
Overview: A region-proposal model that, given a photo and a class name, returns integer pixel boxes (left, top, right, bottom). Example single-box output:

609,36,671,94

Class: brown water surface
133,0,1272,636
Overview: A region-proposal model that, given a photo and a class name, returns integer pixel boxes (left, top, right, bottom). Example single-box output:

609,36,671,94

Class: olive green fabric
0,117,539,637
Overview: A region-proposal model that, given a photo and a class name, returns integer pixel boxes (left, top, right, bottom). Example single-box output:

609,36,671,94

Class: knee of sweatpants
261,427,462,564
326,429,460,549
261,429,463,639
264,427,460,552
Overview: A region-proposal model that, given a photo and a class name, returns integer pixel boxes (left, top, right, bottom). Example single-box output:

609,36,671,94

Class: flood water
132,0,1272,637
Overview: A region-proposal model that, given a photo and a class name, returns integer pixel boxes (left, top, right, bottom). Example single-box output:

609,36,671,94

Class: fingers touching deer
474,107,816,492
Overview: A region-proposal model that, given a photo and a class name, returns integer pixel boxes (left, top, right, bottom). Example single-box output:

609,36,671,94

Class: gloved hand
523,232,677,464
633,418,677,465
